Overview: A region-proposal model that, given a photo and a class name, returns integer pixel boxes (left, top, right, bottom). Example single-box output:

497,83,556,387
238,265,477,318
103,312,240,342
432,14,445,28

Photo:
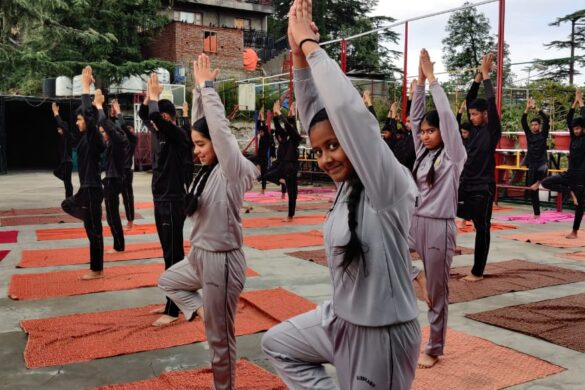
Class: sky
370,0,584,85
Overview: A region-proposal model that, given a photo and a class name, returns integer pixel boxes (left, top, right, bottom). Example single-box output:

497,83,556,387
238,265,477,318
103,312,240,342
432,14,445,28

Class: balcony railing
236,0,272,5
243,30,288,62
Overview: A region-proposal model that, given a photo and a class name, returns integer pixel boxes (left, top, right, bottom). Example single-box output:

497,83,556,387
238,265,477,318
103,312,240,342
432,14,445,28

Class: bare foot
149,306,166,314
281,193,286,200
126,220,134,230
80,271,104,280
570,191,579,206
462,274,484,282
282,217,293,223
456,219,467,229
533,214,541,219
152,315,178,327
106,249,116,255
279,178,286,185
566,231,578,239
260,189,265,195
414,272,431,308
417,353,439,369
196,307,205,322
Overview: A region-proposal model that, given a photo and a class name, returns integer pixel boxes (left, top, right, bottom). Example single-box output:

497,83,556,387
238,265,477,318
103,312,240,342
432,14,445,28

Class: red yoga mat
36,224,158,241
9,263,258,300
91,360,285,389
244,230,324,250
0,207,63,216
0,250,9,263
0,230,18,243
242,214,325,228
21,287,316,368
18,242,191,268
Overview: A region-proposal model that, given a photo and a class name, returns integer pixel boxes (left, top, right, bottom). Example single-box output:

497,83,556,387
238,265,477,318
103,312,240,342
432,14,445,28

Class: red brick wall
145,22,243,71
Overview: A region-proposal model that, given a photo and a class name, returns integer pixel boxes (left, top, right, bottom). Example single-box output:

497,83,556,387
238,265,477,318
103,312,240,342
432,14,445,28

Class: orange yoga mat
36,223,159,241
502,230,585,248
244,230,323,250
18,242,190,268
9,263,258,300
134,201,154,209
412,327,563,389
21,287,315,368
457,221,517,234
242,214,325,229
1,212,141,227
92,360,285,389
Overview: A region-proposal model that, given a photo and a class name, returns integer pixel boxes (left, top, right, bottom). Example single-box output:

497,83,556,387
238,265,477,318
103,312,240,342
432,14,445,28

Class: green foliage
442,2,512,85
268,0,401,77
0,0,172,95
537,9,585,83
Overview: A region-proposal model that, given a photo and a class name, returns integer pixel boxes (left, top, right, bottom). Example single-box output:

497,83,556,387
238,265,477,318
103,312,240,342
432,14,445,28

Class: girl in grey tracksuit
409,69,467,364
261,47,421,389
157,79,259,389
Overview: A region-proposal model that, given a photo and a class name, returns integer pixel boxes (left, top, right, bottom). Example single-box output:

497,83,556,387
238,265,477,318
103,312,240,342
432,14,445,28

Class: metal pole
496,0,505,116
341,39,347,73
401,22,409,123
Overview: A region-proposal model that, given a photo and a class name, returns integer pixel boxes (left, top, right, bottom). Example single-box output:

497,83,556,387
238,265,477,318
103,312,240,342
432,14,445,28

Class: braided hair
412,110,444,187
309,108,368,276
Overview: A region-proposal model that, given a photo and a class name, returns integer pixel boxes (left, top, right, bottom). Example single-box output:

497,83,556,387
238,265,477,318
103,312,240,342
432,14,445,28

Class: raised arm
290,5,414,209
409,64,425,155
146,73,189,145
521,99,532,135
480,54,501,143
539,108,550,138
419,49,465,162
466,72,482,118
195,53,257,182
52,103,69,134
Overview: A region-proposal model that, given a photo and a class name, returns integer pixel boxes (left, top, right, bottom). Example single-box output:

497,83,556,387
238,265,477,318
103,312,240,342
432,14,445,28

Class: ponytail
412,146,444,187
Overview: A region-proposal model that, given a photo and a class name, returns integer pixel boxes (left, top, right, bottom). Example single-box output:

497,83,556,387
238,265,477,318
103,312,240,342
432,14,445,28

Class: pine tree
441,2,511,86
0,0,171,95
536,9,585,85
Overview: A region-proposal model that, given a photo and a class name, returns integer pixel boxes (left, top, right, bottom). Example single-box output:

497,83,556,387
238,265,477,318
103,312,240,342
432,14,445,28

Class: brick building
145,0,280,80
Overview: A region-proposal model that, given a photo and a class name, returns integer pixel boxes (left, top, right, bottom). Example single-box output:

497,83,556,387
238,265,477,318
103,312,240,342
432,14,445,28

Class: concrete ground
0,171,584,389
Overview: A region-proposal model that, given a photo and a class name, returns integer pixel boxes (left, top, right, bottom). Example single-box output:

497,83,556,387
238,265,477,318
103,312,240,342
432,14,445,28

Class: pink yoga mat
495,211,574,224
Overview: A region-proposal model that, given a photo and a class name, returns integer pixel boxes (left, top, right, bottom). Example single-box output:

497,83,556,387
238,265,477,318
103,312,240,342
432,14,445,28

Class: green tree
268,0,401,77
442,2,511,86
536,9,585,84
0,0,171,95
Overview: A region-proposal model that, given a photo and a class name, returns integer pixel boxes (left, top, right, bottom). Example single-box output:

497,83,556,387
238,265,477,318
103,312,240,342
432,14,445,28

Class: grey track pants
158,247,247,390
409,215,455,356
261,302,420,390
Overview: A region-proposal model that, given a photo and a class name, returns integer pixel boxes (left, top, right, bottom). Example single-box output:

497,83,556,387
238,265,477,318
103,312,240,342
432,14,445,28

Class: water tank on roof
42,78,56,98
55,76,73,96
72,75,96,96
110,76,144,94
155,68,171,84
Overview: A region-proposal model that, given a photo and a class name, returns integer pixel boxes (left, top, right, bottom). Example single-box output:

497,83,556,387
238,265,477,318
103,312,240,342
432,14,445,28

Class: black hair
158,99,176,119
75,104,98,131
99,118,118,135
308,108,368,276
572,117,585,129
192,117,210,139
468,98,488,112
412,109,444,187
461,122,472,132
530,117,542,125
412,146,444,187
185,164,217,216
421,110,440,129
308,108,329,131
333,175,368,277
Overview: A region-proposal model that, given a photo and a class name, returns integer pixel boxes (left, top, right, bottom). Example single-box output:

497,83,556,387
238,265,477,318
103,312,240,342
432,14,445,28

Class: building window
204,31,217,53
234,18,251,30
173,11,202,25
